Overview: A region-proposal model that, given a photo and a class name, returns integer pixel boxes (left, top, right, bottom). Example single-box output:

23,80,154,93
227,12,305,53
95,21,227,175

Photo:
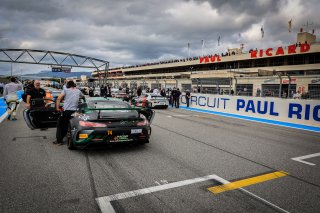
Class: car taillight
79,121,107,127
137,114,149,126
137,119,148,126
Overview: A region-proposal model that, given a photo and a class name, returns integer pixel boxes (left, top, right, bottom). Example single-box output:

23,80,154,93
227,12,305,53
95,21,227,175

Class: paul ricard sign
180,94,320,131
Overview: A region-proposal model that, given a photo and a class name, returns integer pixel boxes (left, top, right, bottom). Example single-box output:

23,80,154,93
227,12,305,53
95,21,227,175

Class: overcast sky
0,0,319,75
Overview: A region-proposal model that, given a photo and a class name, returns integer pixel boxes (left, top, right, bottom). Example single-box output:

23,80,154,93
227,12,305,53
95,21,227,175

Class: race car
132,93,168,109
23,97,155,150
112,91,130,101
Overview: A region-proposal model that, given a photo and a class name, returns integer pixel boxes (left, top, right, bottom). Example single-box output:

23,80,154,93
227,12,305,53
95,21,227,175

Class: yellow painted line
208,171,288,194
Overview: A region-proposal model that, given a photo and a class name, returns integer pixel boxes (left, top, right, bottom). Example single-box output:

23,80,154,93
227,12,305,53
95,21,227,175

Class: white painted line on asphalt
291,152,320,166
96,198,116,213
97,174,222,204
239,188,290,213
96,174,290,213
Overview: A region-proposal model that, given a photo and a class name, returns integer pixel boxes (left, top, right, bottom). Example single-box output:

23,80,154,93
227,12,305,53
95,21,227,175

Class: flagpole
260,26,264,47
201,40,204,56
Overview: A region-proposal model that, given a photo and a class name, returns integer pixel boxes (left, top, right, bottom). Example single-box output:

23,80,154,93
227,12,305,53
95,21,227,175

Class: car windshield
80,100,138,119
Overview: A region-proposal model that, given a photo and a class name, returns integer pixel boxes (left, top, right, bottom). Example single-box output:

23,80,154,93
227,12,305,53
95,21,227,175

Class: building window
181,84,192,91
236,84,253,96
191,78,231,85
308,84,320,99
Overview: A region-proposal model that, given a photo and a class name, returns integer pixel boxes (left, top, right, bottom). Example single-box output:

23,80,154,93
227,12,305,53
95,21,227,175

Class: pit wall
179,93,320,133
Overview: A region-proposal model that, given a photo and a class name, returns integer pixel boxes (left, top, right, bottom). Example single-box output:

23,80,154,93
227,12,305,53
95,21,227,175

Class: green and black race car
23,97,155,150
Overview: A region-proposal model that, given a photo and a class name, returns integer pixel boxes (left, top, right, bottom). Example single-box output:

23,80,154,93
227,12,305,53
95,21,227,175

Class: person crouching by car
54,80,84,145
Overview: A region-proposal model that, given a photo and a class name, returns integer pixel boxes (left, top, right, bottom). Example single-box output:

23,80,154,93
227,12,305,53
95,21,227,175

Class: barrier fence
180,93,320,132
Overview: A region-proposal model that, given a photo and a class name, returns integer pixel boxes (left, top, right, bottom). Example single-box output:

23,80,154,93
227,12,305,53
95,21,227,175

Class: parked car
112,91,130,101
132,93,168,109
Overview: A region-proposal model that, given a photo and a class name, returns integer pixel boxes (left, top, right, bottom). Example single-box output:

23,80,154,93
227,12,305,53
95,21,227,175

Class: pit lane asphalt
0,103,319,213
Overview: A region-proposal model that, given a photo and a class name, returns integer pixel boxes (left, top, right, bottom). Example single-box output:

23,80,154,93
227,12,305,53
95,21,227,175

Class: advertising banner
180,94,320,130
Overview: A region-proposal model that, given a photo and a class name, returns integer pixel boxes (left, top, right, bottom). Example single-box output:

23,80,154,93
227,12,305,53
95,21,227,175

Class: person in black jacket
100,85,105,97
137,86,142,96
160,88,166,97
170,88,176,107
26,80,46,109
89,87,94,97
185,90,191,107
174,88,181,108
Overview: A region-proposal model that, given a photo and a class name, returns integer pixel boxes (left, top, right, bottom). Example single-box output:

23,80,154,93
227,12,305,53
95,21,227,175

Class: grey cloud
200,0,281,16
0,0,319,74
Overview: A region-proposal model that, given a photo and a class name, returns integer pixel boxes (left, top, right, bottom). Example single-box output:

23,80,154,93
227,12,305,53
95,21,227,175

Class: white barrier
179,94,320,132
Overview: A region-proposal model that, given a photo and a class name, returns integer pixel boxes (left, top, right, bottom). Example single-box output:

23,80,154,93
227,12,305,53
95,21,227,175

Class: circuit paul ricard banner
180,94,320,129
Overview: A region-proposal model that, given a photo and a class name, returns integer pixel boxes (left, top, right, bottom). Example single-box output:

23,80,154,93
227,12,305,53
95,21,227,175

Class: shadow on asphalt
71,142,149,154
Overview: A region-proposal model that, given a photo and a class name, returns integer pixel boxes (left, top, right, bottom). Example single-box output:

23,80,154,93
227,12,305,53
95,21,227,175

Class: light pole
277,73,282,98
229,65,232,95
11,63,13,77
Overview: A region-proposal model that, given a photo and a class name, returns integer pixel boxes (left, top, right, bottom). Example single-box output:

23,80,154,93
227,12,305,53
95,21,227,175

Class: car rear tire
67,125,76,150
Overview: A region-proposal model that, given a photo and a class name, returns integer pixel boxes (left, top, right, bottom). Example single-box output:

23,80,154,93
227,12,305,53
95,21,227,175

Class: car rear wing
83,107,155,123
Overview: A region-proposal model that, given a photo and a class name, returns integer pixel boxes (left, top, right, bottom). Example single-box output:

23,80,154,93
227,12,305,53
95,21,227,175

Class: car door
139,108,155,123
23,107,61,130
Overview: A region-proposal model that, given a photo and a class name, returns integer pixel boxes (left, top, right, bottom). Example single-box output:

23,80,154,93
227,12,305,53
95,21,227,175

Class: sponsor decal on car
110,135,133,142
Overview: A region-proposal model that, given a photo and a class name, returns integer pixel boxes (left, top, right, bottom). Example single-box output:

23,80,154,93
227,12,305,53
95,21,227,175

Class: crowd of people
109,50,242,71
21,79,85,145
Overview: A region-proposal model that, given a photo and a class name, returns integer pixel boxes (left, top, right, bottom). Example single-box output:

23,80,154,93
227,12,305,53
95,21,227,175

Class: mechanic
26,80,46,109
54,80,84,145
